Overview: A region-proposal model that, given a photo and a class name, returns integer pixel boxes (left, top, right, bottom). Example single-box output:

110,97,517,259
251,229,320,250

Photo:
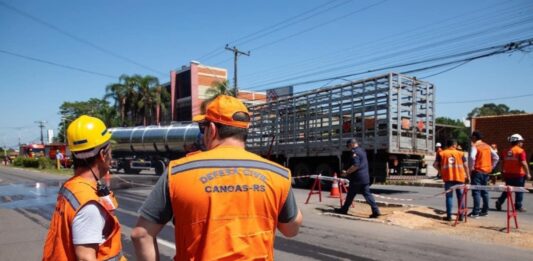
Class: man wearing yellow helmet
43,115,125,261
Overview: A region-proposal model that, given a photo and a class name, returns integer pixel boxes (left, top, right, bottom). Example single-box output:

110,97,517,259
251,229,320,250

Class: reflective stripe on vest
171,159,289,179
59,186,80,210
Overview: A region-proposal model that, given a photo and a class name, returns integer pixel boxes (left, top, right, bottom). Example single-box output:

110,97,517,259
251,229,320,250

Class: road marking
113,207,176,250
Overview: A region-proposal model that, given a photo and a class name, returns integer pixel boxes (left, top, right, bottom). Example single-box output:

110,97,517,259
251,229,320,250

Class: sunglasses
198,121,210,134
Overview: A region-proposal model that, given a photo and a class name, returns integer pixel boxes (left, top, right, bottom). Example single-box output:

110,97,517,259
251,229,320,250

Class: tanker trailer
109,122,201,175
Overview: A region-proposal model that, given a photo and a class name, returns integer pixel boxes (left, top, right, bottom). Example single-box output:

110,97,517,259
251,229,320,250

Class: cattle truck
109,123,201,175
246,72,436,184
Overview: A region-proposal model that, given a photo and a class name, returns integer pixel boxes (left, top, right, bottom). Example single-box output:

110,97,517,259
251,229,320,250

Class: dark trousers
340,183,380,215
497,177,526,210
471,171,490,214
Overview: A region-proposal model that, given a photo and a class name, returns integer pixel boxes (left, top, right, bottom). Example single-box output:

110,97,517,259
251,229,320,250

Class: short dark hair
446,139,458,148
214,112,250,142
346,138,358,146
471,131,483,140
72,154,98,169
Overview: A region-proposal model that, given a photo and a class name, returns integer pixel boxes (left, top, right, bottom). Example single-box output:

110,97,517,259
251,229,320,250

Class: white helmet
436,142,442,147
508,133,524,143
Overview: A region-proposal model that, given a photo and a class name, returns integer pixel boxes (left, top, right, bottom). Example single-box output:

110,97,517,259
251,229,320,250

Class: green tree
151,85,170,125
58,98,118,142
205,80,235,98
467,103,525,118
134,75,160,126
436,117,469,149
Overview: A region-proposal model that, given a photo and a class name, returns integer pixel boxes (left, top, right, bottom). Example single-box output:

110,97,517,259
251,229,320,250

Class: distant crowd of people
434,131,531,221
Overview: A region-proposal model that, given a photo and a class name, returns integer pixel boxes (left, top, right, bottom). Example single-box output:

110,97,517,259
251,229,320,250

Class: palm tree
104,83,127,126
205,80,235,98
151,85,170,125
104,74,138,126
134,75,160,126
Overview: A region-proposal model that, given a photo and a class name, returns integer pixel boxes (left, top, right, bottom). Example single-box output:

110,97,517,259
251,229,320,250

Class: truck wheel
124,165,141,174
293,163,312,188
154,160,166,176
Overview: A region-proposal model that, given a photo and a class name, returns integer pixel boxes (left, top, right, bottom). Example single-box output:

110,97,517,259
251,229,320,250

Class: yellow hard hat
67,115,111,158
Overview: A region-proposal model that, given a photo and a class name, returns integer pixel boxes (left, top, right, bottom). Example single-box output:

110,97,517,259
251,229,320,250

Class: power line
225,45,250,96
196,0,351,62
438,93,533,104
241,1,531,85
0,0,166,76
242,38,533,92
249,0,389,52
0,49,118,79
245,14,533,88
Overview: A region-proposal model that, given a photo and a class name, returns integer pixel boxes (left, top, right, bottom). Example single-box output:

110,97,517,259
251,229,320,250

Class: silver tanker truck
109,122,201,175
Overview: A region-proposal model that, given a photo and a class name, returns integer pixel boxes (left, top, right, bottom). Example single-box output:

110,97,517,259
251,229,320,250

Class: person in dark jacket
335,138,381,218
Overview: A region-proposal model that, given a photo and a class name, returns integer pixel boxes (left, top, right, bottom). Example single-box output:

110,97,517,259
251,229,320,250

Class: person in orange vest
433,139,469,221
130,95,303,260
42,115,125,261
468,131,499,218
495,134,531,212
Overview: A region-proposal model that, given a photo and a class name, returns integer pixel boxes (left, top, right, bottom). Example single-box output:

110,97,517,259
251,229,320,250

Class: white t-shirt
72,202,109,245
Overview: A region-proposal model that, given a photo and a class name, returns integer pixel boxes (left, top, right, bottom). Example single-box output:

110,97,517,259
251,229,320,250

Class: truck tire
124,164,141,174
154,160,166,176
293,163,312,188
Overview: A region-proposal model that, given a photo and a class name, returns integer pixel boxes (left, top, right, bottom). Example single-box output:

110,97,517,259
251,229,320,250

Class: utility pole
34,120,47,145
225,44,250,97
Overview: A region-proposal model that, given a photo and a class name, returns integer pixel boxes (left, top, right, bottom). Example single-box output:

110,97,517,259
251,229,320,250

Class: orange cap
193,95,250,128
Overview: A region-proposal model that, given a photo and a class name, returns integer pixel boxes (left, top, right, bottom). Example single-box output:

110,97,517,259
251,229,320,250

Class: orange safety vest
473,141,493,173
167,146,292,260
502,145,526,178
42,176,124,261
439,148,467,182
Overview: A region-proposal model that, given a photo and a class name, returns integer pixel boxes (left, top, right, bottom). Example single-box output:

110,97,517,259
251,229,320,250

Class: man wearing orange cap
131,95,303,260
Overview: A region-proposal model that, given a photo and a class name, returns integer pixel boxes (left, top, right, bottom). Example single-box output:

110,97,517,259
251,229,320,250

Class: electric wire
240,1,531,86
0,0,166,76
0,49,117,79
196,0,352,62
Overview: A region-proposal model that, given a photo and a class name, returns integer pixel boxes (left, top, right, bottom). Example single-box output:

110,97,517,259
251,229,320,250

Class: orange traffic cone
329,173,340,198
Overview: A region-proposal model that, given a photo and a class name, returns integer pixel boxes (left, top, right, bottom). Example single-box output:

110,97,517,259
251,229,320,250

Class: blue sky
1,0,532,148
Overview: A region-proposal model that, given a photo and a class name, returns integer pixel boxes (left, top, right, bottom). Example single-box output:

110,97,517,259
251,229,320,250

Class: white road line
114,206,176,250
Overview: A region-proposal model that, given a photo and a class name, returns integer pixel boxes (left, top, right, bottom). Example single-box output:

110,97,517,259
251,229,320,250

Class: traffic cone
329,173,340,198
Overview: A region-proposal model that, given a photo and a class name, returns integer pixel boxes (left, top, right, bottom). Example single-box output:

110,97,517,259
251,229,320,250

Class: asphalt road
1,166,532,260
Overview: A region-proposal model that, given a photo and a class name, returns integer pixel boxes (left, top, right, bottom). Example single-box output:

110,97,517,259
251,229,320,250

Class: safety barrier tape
371,184,528,202
111,172,156,188
296,174,529,202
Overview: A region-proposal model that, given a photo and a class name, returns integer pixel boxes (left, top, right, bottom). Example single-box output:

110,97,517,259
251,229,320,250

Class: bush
38,157,54,169
12,157,46,168
13,157,24,167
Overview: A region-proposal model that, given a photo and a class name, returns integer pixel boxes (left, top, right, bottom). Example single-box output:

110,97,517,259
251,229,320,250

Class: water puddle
0,182,61,209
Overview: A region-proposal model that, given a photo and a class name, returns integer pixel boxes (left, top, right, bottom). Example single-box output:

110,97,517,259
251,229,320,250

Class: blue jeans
497,177,526,210
341,183,380,215
471,171,490,214
445,181,464,218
